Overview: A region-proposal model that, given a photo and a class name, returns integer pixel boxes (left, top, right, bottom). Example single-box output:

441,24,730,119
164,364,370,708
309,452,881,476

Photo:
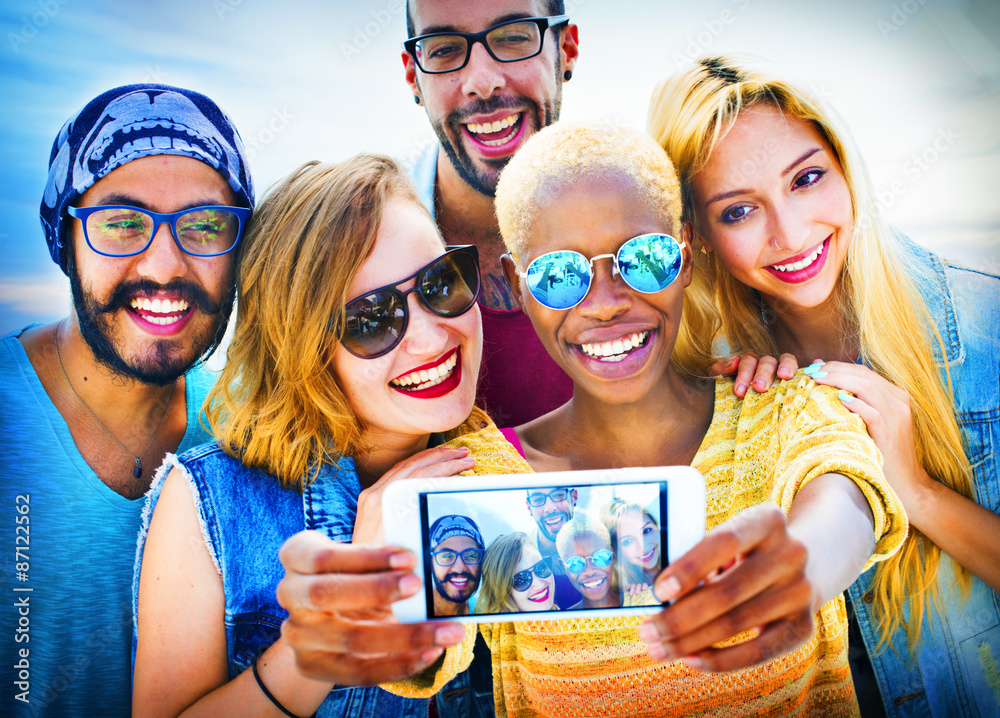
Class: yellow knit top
389,374,907,717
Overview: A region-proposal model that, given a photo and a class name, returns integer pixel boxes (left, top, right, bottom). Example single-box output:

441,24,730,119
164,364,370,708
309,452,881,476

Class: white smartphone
382,466,705,623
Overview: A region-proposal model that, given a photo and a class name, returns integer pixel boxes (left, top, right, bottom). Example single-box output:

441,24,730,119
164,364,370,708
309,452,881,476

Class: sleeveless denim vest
847,240,1000,717
135,443,494,718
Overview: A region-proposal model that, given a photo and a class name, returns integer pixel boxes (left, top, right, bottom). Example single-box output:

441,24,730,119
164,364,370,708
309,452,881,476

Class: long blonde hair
648,56,975,651
477,532,529,614
206,155,487,489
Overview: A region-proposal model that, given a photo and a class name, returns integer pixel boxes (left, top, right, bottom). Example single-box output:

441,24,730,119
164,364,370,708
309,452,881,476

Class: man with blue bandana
0,84,253,717
429,515,486,617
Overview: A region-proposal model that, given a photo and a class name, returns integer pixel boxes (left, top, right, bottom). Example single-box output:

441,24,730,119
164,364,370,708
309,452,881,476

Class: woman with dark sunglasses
132,155,530,718
477,532,558,614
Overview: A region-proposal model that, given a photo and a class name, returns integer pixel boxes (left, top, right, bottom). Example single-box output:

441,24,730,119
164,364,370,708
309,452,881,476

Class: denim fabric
848,240,1000,717
135,443,493,718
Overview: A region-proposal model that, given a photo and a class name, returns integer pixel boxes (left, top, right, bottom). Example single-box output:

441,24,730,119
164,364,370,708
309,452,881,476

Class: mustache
89,279,225,316
447,95,529,126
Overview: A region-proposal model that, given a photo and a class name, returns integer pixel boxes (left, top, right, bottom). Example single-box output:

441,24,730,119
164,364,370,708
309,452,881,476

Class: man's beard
432,88,561,198
69,259,234,387
432,569,481,604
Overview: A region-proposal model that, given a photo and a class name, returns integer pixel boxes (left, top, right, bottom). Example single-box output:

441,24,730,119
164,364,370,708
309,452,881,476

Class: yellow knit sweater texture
388,374,907,717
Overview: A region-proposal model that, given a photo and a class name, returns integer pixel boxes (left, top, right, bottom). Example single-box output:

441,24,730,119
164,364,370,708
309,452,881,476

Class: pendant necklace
54,322,176,479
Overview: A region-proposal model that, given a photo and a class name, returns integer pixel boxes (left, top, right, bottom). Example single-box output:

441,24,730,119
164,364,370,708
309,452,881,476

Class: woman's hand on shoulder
277,530,466,685
710,353,799,398
805,360,930,507
637,504,815,673
354,446,475,544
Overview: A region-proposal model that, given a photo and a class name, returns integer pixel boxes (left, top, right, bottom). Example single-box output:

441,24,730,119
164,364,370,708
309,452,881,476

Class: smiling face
69,155,237,385
404,0,578,196
526,487,576,542
332,198,482,441
513,173,692,406
510,541,555,611
691,104,854,313
431,534,483,605
617,509,660,573
564,535,614,607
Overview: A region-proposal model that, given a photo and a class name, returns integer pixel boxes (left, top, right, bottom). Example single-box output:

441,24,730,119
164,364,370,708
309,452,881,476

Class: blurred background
2,0,998,335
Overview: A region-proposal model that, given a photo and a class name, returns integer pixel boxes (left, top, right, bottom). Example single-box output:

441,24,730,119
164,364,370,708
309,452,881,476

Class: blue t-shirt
0,327,216,717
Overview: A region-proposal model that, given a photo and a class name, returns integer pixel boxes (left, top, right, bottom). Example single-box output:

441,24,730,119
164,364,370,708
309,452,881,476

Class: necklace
54,323,176,479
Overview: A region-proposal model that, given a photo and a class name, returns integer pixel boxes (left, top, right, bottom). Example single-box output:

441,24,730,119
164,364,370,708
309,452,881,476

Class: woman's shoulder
442,415,534,475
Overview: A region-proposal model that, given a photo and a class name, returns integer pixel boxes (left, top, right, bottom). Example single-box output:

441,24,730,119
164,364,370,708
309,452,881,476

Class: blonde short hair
556,515,611,560
495,122,682,267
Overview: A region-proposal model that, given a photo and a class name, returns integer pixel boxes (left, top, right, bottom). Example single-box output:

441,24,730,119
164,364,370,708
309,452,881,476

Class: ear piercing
414,95,421,105
563,70,572,81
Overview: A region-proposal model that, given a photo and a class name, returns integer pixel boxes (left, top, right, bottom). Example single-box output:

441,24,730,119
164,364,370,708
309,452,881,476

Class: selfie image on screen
421,483,666,618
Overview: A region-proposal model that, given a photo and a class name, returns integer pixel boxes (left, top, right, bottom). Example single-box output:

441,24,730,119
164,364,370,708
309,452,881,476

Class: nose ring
771,237,784,251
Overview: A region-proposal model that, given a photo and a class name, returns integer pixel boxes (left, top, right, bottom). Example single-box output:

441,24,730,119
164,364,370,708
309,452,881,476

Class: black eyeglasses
431,548,484,567
68,205,251,258
341,246,480,359
404,15,569,74
526,488,570,508
511,557,553,592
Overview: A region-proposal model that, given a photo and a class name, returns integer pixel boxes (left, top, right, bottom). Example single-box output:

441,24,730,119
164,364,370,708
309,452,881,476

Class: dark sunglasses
511,557,553,592
341,246,480,359
564,549,613,575
517,233,685,310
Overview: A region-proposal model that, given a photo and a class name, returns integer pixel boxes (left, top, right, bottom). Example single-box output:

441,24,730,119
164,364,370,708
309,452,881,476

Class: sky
1,0,998,335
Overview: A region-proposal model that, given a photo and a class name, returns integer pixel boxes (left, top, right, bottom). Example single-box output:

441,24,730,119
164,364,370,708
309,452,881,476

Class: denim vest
135,443,493,718
847,240,1000,717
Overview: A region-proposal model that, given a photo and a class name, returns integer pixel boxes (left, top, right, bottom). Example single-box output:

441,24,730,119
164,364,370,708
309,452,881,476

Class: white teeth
582,578,605,589
390,353,458,391
770,243,825,273
580,331,649,362
466,113,519,134
130,297,190,315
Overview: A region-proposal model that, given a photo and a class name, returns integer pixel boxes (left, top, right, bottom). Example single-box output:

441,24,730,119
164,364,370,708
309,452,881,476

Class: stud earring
699,244,710,255
563,70,572,82
414,95,421,105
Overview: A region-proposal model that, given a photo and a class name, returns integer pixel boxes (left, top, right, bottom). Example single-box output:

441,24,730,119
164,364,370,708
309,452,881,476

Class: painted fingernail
811,371,828,379
684,655,703,671
838,391,854,404
637,622,660,643
803,362,824,375
399,573,421,596
657,575,682,601
436,624,466,645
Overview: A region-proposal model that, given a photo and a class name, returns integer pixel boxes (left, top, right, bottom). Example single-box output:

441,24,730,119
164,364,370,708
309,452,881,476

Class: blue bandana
430,514,485,549
40,83,254,275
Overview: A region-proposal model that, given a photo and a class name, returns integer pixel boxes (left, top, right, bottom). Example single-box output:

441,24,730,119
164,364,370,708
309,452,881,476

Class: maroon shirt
476,305,574,428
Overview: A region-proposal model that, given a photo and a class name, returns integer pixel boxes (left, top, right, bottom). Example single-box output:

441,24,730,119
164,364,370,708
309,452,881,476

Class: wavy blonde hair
476,532,529,615
205,155,488,489
495,122,719,379
648,55,975,652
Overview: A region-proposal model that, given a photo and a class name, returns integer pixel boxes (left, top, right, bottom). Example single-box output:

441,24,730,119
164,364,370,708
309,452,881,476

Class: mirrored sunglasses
511,557,553,592
341,246,480,359
520,233,685,310
431,547,484,567
564,549,613,574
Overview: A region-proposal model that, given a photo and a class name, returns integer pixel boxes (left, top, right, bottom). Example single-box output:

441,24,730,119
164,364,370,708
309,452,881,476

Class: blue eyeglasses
516,233,685,310
68,205,251,258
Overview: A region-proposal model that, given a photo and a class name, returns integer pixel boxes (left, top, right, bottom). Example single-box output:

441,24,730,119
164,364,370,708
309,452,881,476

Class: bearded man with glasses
429,514,487,617
0,84,252,718
525,486,583,608
402,0,579,428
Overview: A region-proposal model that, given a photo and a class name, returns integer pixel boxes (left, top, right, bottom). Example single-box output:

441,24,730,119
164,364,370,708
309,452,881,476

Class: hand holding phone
275,530,467,684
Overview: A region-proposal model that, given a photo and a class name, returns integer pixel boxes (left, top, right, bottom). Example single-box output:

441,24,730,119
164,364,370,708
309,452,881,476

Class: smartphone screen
418,481,667,619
